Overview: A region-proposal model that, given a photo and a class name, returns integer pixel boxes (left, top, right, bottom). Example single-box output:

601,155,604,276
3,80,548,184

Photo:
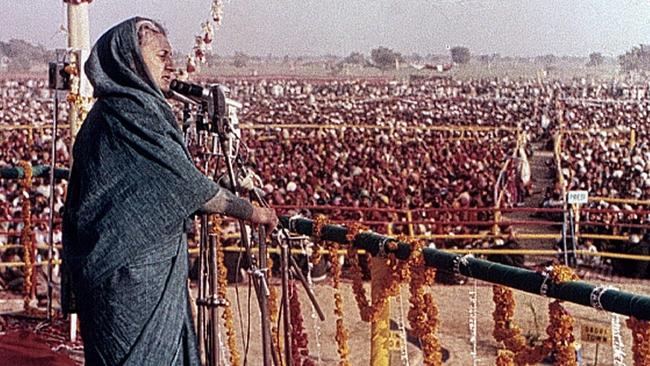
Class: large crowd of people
1,75,649,280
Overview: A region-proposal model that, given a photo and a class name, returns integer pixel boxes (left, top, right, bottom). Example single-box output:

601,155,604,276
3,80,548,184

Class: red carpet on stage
0,330,77,366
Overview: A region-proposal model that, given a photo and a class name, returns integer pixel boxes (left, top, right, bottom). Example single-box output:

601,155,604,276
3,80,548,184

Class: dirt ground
209,277,648,366
1,270,648,365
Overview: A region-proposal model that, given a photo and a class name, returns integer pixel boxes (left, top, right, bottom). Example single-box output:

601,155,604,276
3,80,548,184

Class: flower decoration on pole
19,161,36,310
329,241,351,366
185,0,223,74
212,216,241,366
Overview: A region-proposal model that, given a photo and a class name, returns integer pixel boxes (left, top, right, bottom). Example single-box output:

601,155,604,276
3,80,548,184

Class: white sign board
567,190,589,205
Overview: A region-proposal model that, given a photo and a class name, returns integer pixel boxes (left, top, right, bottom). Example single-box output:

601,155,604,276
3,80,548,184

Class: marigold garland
19,161,36,310
64,54,92,123
548,265,579,284
492,285,551,365
626,317,650,366
492,265,579,366
547,300,577,366
348,231,410,322
345,223,373,321
266,256,281,359
329,241,351,366
289,280,316,366
407,239,442,366
310,215,328,265
496,349,515,366
211,216,240,366
19,160,32,190
547,265,578,366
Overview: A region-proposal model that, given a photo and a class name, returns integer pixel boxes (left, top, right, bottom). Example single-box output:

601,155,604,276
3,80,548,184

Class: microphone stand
191,84,279,366
46,83,61,321
179,93,226,366
219,137,277,366
235,158,326,366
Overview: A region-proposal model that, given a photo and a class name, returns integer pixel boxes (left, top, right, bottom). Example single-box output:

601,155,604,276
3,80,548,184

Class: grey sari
62,17,217,365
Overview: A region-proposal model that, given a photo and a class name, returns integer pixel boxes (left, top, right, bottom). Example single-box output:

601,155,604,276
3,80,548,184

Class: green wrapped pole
281,216,650,320
0,165,70,180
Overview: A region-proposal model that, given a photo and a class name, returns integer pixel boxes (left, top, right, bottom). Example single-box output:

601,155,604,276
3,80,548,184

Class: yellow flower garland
626,317,650,366
19,161,35,310
407,239,442,366
211,216,240,366
496,349,515,366
310,215,328,265
329,241,351,366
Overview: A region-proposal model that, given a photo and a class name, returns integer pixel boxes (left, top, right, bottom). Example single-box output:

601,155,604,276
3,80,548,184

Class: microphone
170,80,211,100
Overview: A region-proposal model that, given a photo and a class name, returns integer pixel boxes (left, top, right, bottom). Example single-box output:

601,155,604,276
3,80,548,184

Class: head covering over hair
62,17,216,365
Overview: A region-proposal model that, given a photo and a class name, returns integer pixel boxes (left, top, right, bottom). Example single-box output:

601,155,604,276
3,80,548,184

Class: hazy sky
3,0,650,57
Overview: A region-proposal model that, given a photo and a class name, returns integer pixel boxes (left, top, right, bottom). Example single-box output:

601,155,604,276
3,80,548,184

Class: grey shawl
62,17,217,365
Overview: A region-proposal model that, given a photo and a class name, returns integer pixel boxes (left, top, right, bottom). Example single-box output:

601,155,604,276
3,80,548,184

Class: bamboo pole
370,257,392,366
66,0,93,143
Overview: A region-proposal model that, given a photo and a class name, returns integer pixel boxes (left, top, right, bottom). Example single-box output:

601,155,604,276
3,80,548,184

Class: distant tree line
4,38,650,75
0,39,51,72
587,52,604,67
450,46,470,64
619,44,650,72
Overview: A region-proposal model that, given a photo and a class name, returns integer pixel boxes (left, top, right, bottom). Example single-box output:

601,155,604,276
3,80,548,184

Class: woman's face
140,33,174,93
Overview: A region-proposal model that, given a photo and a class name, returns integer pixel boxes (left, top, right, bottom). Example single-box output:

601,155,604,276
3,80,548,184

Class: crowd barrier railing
0,165,70,179
280,215,650,319
279,215,650,365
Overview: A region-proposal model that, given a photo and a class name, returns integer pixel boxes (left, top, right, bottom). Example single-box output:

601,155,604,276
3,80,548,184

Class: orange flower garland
547,301,577,365
289,280,316,366
547,265,578,366
19,161,36,309
266,256,281,359
492,265,579,366
407,239,442,366
329,241,351,366
347,232,410,322
345,223,373,321
492,285,552,365
64,54,92,123
496,349,515,366
626,317,650,366
310,215,328,265
211,216,240,366
548,265,579,284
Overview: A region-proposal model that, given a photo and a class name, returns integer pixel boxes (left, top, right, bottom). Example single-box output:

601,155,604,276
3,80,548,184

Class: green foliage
342,52,366,65
370,46,401,70
232,51,249,68
535,54,557,65
587,52,604,67
619,44,650,72
450,46,470,64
